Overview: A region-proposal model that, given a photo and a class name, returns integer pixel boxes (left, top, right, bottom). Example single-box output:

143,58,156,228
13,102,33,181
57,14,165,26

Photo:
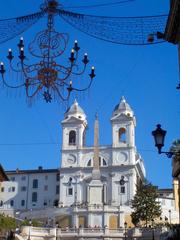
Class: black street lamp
152,124,180,158
165,216,168,226
169,210,172,224
151,219,155,240
119,176,125,206
152,124,180,225
120,176,126,186
124,221,127,240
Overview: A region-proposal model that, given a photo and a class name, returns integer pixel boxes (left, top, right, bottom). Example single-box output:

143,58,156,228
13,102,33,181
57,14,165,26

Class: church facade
58,97,145,228
2,97,147,228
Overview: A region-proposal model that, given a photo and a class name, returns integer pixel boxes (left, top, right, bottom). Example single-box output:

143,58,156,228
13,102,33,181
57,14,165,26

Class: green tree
0,214,16,231
0,214,16,239
170,139,180,153
131,181,161,227
20,219,42,227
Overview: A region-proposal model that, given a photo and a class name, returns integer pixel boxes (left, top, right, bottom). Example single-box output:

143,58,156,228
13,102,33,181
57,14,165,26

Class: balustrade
20,226,166,239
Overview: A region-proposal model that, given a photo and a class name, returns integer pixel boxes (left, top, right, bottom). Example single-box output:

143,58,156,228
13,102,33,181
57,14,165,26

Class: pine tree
131,181,161,227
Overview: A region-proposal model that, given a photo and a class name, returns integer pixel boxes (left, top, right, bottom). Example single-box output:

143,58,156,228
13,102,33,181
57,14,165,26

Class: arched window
83,131,86,146
88,157,107,167
98,157,107,167
118,128,126,143
103,158,107,166
69,130,76,145
87,159,91,167
0,200,3,207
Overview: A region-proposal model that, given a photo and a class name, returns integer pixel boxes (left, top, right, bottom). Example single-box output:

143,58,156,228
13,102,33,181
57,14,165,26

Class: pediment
61,116,85,124
111,113,132,122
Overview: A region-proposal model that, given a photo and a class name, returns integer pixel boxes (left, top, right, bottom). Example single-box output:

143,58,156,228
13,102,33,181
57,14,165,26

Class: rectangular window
12,187,15,192
32,179,38,189
44,185,48,191
1,187,4,192
32,192,38,202
68,187,73,196
21,200,25,207
10,177,15,181
56,185,59,194
56,173,60,181
21,176,26,181
10,200,14,207
21,186,27,192
121,186,125,194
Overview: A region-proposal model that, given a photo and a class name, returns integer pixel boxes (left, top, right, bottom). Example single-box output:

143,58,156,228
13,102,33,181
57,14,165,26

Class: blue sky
0,0,179,189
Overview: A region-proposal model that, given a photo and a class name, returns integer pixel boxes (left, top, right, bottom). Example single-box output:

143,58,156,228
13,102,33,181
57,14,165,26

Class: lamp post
165,216,168,226
168,210,172,224
152,124,180,158
151,219,155,240
119,176,126,206
28,219,32,240
152,124,180,224
124,221,127,240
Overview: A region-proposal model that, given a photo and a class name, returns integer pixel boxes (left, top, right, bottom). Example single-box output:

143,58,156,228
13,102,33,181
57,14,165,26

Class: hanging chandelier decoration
0,0,95,103
0,0,169,102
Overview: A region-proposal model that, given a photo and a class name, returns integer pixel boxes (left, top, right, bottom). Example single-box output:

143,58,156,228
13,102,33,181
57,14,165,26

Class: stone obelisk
88,114,103,205
92,113,101,180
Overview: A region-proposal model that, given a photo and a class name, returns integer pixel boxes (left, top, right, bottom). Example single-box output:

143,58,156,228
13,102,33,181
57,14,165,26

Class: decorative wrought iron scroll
0,1,95,104
0,0,170,104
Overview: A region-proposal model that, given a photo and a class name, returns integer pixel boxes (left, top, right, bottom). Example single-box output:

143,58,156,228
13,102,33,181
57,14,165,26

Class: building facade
0,97,178,229
165,0,180,44
4,168,59,212
58,97,145,228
